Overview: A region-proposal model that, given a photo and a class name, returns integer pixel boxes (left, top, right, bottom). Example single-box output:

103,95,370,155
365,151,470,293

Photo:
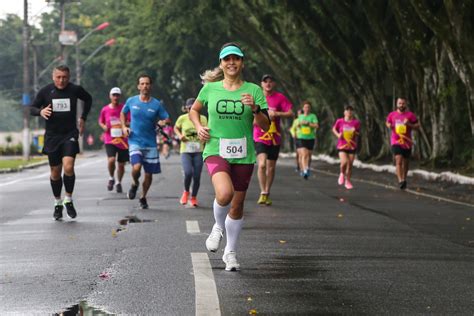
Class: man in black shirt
30,65,92,220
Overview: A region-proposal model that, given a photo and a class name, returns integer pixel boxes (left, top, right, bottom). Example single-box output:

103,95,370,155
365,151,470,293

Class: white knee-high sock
213,198,230,230
224,215,243,254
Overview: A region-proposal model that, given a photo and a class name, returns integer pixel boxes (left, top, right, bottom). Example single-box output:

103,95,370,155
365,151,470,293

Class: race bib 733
52,98,71,112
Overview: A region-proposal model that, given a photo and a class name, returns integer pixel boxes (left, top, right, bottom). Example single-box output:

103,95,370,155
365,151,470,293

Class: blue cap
219,45,244,60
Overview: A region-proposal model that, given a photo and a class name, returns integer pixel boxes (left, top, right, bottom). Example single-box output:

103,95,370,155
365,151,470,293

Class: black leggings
181,153,203,196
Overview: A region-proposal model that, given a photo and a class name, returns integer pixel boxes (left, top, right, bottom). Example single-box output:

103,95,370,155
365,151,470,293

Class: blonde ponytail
200,67,224,83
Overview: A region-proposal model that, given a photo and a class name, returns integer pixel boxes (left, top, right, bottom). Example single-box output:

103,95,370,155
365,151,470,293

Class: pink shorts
205,155,254,191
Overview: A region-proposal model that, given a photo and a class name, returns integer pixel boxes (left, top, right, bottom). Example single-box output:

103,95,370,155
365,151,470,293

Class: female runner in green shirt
189,43,270,271
174,98,208,207
296,101,319,179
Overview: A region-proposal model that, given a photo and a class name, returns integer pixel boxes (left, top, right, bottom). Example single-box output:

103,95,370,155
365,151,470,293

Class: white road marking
74,157,104,169
191,253,221,316
0,171,50,187
0,157,103,188
186,220,200,234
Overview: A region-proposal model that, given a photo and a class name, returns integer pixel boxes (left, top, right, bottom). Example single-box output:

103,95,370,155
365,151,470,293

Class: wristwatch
252,105,261,114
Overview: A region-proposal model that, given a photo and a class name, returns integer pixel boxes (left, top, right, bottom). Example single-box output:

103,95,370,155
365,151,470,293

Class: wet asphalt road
0,153,473,315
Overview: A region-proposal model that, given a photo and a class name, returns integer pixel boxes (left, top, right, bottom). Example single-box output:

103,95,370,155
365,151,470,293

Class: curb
0,152,99,174
280,153,474,186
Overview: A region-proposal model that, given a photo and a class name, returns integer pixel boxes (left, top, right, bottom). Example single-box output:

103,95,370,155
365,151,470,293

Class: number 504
226,146,243,154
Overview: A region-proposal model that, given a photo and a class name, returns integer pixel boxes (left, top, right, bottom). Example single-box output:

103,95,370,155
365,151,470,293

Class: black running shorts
338,149,356,154
105,144,129,162
296,139,315,150
391,145,411,158
254,142,280,160
47,138,80,166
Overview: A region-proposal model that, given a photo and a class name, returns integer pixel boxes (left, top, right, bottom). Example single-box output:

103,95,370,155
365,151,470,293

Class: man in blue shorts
121,74,170,209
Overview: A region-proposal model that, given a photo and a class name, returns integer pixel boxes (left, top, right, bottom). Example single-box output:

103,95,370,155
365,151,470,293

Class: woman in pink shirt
332,105,360,189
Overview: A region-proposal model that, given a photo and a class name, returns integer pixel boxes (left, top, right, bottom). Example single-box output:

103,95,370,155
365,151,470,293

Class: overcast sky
0,0,53,25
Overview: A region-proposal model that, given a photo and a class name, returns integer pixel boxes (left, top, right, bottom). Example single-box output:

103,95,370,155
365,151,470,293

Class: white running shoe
222,251,240,271
206,225,223,252
338,173,345,185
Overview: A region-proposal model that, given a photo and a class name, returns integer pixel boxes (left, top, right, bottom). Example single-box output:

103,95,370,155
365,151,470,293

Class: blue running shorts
129,144,161,174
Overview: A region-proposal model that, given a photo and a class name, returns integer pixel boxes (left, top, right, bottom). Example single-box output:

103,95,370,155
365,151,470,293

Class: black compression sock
50,177,63,198
63,174,76,194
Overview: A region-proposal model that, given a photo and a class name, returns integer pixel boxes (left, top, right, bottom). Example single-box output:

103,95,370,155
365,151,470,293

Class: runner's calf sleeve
63,174,75,194
50,177,62,198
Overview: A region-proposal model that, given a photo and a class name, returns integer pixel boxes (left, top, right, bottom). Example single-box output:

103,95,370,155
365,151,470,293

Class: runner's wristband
252,105,261,114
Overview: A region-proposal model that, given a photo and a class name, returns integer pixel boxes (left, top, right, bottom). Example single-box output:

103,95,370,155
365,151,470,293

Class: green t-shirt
175,113,207,153
296,113,318,140
197,81,268,164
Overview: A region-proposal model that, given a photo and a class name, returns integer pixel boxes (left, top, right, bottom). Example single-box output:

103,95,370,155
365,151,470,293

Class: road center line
191,253,221,316
186,220,200,234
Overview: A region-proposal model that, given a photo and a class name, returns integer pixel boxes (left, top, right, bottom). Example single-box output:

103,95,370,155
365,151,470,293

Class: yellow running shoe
257,194,267,204
265,196,272,206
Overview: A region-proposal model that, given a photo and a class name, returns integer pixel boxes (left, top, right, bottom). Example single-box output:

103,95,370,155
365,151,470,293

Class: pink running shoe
345,179,353,190
338,173,345,185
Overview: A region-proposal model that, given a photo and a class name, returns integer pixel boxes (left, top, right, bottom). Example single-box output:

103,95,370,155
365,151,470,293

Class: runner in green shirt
295,101,319,179
189,42,270,272
289,109,302,172
174,98,208,207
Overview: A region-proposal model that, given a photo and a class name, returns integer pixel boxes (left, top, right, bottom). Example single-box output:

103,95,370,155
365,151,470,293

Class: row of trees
1,0,472,168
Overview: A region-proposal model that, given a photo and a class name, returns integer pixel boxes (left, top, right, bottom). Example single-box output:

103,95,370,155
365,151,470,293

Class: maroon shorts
205,155,254,191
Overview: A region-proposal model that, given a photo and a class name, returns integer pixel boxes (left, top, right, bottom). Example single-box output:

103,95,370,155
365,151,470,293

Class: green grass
0,157,47,169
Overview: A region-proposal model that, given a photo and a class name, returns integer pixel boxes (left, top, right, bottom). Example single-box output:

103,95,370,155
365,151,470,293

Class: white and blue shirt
122,95,169,148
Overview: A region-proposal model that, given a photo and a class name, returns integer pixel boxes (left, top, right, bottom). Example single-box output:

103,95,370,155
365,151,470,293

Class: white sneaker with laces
223,251,240,271
206,225,224,252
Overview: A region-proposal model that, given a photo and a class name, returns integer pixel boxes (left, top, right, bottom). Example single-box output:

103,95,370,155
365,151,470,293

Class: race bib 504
219,137,247,159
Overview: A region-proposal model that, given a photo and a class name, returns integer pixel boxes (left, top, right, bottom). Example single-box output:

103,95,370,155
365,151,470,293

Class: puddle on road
120,215,158,225
113,215,158,236
55,300,114,315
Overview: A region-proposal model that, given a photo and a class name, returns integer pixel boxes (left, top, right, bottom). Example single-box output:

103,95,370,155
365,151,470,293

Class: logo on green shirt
216,99,244,120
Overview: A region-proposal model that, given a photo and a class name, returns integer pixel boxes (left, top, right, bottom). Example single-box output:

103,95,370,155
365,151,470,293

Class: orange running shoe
180,191,189,205
190,197,198,207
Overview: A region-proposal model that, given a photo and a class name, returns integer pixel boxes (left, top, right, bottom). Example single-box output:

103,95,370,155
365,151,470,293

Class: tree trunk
410,0,474,162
